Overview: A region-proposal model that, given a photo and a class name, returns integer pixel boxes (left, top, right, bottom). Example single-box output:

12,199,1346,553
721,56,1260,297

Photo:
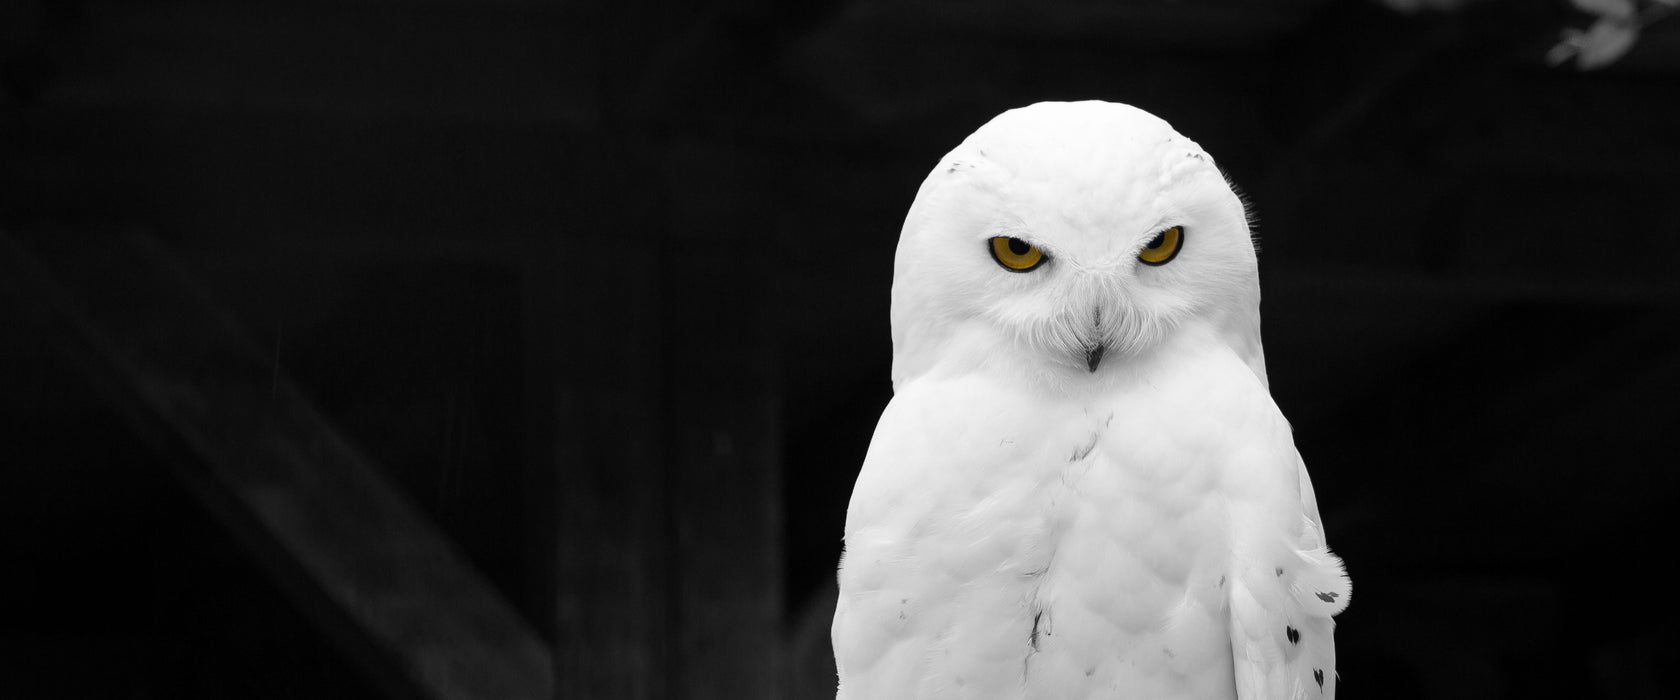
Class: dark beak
1085,344,1105,373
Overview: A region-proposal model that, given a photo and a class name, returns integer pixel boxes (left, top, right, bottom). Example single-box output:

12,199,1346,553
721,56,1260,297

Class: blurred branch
1547,0,1678,69
0,229,553,700
1378,0,1677,70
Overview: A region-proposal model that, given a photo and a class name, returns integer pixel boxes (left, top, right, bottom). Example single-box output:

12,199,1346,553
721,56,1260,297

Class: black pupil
1146,232,1166,249
1007,238,1031,256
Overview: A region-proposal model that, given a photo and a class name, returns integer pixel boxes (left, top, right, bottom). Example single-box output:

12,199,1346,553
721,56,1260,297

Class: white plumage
833,101,1350,699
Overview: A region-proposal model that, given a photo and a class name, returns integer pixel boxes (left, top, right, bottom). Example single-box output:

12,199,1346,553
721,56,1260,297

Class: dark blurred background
2,0,1678,698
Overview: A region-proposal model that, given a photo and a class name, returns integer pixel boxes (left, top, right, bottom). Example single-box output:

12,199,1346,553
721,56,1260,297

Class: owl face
890,102,1259,387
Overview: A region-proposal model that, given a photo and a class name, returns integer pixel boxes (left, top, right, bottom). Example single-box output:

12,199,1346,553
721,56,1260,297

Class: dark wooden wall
3,1,1679,698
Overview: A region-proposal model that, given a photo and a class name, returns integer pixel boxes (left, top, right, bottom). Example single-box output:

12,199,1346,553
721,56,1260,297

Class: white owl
832,101,1351,700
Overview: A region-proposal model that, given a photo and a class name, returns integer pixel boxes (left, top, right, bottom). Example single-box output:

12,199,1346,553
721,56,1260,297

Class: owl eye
989,236,1046,272
1138,226,1184,266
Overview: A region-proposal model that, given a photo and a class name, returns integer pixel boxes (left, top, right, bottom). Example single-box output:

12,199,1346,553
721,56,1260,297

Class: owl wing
1227,450,1351,700
832,376,1057,699
832,391,941,699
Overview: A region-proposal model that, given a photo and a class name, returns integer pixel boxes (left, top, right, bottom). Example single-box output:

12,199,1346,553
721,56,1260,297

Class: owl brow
985,219,1038,244
1136,217,1180,246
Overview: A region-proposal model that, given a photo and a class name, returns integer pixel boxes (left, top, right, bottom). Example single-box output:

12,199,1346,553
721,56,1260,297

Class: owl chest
839,363,1279,697
898,406,1237,695
930,402,1231,582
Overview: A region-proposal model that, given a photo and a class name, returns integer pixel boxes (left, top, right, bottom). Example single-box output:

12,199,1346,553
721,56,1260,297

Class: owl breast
1013,388,1245,699
836,333,1289,700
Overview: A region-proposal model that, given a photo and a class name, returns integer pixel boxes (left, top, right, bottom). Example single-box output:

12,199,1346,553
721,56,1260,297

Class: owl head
890,101,1262,390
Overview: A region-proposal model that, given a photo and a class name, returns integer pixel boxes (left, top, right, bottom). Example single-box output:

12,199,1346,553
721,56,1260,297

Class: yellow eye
989,236,1046,272
1138,226,1184,266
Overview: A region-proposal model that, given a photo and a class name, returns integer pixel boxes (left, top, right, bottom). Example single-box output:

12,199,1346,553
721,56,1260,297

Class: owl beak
1084,304,1106,372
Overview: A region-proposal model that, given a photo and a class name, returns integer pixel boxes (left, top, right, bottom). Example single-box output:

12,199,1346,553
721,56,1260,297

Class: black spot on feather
1314,669,1324,690
1069,436,1097,462
1316,591,1339,603
1275,567,1284,577
1286,626,1299,645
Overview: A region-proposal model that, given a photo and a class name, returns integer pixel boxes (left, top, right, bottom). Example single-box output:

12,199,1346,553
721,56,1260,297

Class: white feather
835,101,1350,699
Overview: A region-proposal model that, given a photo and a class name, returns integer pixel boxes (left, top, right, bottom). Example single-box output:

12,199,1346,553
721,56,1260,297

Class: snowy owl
832,101,1351,700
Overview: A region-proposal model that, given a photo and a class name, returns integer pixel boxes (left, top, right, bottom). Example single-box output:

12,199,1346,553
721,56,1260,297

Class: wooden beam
0,229,553,700
534,230,671,700
784,579,841,699
663,141,784,699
